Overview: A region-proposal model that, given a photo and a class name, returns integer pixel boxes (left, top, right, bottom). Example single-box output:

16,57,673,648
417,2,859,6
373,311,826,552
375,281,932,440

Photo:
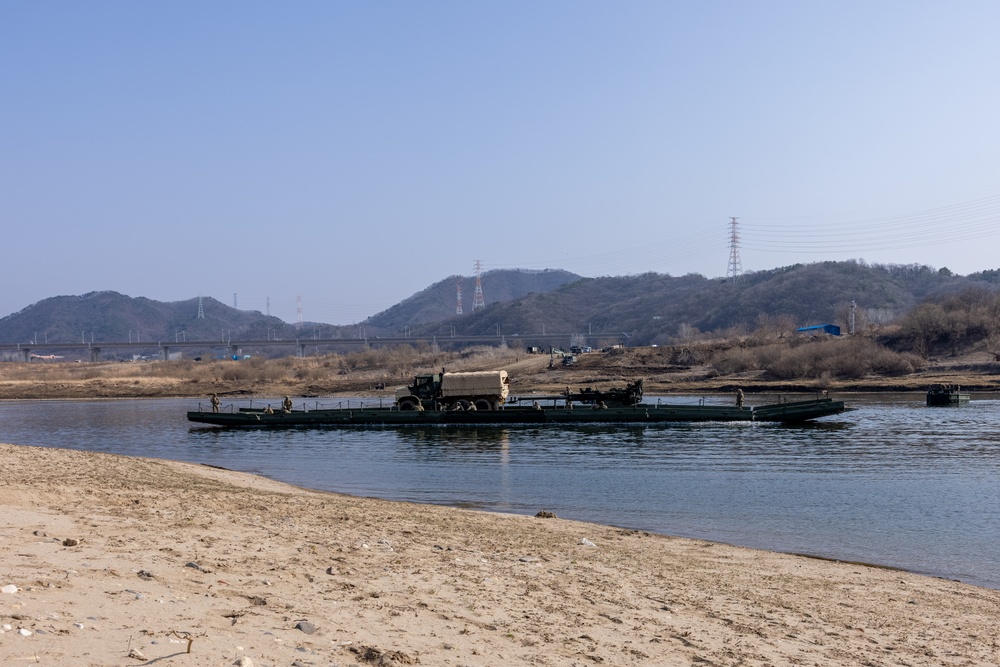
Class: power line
484,192,1000,274
741,193,1000,254
212,192,1000,326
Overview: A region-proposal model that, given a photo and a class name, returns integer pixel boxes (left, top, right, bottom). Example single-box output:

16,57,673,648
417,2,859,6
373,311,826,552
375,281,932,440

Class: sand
1,442,999,666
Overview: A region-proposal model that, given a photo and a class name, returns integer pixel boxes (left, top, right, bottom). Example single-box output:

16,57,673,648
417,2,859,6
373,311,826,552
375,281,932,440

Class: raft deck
187,396,852,428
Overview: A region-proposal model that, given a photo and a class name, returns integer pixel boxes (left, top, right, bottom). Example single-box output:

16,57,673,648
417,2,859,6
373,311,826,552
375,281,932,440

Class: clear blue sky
4,1,1000,325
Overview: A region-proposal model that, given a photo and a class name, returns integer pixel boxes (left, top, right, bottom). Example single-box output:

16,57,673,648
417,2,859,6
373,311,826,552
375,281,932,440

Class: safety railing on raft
196,398,400,412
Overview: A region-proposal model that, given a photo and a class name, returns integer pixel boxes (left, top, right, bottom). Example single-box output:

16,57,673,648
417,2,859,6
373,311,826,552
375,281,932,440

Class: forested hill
4,262,1000,349
362,268,581,330
410,261,1000,346
0,269,581,346
0,292,303,346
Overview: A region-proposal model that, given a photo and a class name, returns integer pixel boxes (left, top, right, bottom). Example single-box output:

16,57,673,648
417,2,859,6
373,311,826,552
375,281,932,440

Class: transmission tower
726,217,743,282
233,292,238,309
296,296,303,330
455,280,463,315
197,295,205,319
472,260,486,310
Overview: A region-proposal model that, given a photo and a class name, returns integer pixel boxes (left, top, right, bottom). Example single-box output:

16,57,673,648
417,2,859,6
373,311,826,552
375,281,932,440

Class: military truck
395,370,510,411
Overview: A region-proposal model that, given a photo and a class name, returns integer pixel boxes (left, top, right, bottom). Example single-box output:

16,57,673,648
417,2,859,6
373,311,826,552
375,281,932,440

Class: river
1,393,998,590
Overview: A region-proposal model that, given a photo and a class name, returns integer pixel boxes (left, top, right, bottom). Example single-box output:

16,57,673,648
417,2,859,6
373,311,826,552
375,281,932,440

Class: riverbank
2,345,1000,400
2,442,999,666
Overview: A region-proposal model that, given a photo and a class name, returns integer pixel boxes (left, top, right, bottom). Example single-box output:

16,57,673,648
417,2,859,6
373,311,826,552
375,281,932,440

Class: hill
0,270,581,351
362,268,581,332
0,291,302,347
3,261,999,354
411,261,987,346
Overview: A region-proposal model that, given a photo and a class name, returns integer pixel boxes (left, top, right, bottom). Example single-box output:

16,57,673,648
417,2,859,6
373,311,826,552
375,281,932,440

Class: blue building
796,324,841,336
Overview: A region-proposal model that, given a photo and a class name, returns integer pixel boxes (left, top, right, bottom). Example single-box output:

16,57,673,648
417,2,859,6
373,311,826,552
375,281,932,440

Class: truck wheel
399,398,419,411
474,398,493,411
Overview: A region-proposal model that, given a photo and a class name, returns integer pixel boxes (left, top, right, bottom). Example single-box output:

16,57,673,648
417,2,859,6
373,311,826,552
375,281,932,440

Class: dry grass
0,344,527,400
710,336,924,380
3,338,1000,400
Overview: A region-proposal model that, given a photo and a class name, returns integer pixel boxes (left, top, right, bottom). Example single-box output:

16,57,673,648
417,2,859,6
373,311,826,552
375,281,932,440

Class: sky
4,1,1000,325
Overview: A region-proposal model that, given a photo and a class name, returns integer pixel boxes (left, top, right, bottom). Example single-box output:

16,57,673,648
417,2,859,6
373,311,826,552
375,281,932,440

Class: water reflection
394,427,512,451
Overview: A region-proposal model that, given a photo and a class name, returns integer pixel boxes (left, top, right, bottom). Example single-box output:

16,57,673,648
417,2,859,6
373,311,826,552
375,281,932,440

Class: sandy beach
2,442,999,666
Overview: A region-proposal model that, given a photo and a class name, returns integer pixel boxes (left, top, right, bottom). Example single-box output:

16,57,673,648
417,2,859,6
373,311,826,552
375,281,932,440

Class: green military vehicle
395,370,510,411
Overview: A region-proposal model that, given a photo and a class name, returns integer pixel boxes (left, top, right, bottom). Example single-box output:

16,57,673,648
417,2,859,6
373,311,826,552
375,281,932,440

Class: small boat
926,383,970,406
187,395,853,428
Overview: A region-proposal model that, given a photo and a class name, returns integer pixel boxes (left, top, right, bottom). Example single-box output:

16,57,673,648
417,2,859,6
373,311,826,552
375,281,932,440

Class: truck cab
395,373,440,409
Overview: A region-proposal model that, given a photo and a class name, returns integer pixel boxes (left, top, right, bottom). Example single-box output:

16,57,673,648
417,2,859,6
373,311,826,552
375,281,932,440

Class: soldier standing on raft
736,388,745,408
210,393,221,413
282,396,293,412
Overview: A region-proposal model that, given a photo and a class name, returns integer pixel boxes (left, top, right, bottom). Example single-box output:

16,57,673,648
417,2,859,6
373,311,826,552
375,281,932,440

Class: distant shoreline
1,377,996,401
1,347,998,401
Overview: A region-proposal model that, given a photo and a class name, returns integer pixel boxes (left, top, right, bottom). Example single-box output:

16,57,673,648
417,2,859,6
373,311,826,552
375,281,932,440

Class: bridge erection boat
187,394,853,428
926,383,970,406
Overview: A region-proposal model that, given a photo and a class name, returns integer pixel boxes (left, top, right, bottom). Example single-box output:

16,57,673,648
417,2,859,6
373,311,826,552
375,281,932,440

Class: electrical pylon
455,280,463,315
472,261,486,310
726,217,743,282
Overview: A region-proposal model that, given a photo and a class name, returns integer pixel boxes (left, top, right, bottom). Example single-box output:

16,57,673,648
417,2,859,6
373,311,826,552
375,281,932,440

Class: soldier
736,388,745,408
210,393,221,413
282,396,293,412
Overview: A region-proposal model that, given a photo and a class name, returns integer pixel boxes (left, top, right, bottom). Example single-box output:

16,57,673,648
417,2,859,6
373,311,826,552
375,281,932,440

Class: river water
1,393,998,590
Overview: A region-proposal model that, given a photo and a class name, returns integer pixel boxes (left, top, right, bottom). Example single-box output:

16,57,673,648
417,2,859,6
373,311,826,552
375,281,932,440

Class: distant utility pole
455,280,463,315
296,296,303,330
233,293,238,309
472,260,486,310
850,300,857,335
726,217,743,283
266,297,271,317
197,295,205,319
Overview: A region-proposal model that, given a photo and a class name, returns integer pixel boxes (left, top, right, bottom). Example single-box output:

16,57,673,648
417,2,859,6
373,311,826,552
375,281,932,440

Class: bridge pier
20,349,30,363
229,345,240,359
89,347,101,362
160,346,169,361
296,343,305,358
